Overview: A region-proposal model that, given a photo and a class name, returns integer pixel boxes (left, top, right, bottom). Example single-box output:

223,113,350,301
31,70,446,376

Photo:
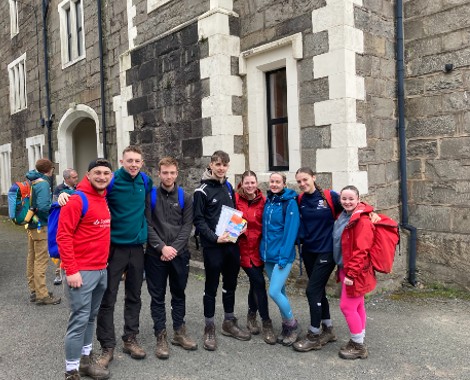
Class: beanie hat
88,158,113,172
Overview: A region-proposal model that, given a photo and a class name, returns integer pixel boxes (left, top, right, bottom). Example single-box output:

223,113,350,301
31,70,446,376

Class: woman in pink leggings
332,185,376,360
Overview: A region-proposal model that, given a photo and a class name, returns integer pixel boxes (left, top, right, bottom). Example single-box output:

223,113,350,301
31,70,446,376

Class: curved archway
56,105,103,179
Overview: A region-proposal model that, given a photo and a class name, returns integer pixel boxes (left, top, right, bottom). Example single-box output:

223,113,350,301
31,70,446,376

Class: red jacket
341,202,377,297
57,177,111,276
235,189,265,268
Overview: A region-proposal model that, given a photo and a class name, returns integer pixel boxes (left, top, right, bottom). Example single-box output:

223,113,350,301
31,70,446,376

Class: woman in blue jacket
260,172,301,346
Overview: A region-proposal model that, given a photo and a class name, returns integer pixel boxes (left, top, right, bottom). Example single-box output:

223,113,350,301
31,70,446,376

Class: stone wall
404,0,470,289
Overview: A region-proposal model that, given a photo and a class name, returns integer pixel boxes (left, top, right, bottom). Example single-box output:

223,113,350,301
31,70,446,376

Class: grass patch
390,282,470,301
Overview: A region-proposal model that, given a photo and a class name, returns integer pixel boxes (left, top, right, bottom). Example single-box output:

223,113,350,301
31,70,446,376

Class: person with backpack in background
234,170,276,345
52,168,79,285
193,150,251,351
57,159,113,380
145,157,197,359
58,146,153,367
260,172,301,346
333,185,376,360
26,158,61,305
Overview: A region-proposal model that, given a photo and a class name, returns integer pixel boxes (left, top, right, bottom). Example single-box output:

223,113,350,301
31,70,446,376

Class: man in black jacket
193,150,251,351
145,157,197,359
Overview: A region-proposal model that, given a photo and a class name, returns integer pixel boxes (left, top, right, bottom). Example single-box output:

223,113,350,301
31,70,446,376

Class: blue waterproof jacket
260,188,300,268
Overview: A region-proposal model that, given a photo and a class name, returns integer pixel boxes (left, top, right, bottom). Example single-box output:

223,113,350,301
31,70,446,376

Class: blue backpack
48,191,88,259
150,186,185,211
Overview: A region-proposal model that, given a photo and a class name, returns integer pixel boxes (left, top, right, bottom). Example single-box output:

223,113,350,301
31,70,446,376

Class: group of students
24,146,378,380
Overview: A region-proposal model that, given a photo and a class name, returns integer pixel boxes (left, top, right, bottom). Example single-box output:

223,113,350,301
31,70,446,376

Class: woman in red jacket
235,171,275,344
332,185,376,360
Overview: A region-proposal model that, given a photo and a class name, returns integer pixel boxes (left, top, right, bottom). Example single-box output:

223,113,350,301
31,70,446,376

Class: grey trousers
65,270,107,361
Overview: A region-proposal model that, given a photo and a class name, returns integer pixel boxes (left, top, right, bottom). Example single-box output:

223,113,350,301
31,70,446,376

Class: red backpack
369,214,400,274
297,189,338,219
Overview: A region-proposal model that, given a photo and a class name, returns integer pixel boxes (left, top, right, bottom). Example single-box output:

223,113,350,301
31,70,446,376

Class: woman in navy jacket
260,172,300,346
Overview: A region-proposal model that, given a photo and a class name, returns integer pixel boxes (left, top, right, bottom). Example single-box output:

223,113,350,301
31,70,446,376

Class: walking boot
261,319,276,345
36,292,61,305
338,340,369,360
123,335,146,359
65,369,80,380
96,347,114,368
203,324,217,351
276,322,288,344
282,320,301,346
246,311,260,335
29,291,36,303
319,323,337,346
172,325,198,350
222,318,251,341
155,329,170,360
293,331,322,352
79,353,110,380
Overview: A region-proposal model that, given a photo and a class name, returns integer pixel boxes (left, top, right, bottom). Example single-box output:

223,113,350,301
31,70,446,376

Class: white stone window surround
26,135,45,170
0,144,12,195
8,53,27,114
147,0,171,13
10,0,19,37
58,0,86,68
239,33,303,184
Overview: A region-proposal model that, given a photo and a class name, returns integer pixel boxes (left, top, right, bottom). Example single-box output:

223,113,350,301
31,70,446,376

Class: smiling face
120,151,143,178
87,166,113,194
158,164,178,190
269,173,285,194
295,171,316,194
241,175,258,197
340,188,360,213
209,159,229,180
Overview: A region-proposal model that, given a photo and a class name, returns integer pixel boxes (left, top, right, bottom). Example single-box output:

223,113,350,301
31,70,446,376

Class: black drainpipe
41,0,53,163
97,0,107,158
396,0,417,286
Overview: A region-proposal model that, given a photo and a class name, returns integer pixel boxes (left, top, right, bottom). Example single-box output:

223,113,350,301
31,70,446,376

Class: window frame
9,0,19,37
26,135,45,170
8,53,27,114
0,144,12,195
58,0,86,68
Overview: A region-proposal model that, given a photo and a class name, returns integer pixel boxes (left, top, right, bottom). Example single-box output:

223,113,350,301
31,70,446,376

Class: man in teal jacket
96,146,153,367
26,158,61,305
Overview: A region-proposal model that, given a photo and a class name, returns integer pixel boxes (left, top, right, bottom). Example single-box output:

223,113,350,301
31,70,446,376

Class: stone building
0,0,469,289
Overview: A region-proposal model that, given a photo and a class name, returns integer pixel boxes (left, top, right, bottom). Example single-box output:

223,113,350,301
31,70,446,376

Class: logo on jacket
212,199,218,203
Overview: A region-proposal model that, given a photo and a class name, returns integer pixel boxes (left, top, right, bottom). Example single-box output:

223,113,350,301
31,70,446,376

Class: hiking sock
351,332,364,344
321,319,333,328
65,359,80,372
205,317,215,326
224,312,235,321
309,325,321,335
285,318,297,327
81,343,92,356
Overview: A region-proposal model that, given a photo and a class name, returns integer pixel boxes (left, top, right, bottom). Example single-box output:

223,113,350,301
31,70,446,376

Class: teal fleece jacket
25,170,52,228
107,167,153,245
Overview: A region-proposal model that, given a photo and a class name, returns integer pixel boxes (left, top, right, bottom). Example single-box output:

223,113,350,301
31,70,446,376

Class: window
8,54,27,114
9,0,19,37
266,69,289,170
26,135,45,170
0,144,12,195
59,0,85,67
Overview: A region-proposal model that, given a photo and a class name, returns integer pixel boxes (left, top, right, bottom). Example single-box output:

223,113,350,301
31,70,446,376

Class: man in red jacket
57,159,113,380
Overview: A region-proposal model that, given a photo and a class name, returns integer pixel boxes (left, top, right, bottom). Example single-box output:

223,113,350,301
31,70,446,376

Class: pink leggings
339,269,366,335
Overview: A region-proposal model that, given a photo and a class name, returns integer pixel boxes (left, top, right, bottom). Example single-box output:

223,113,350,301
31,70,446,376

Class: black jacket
193,176,235,248
146,184,193,257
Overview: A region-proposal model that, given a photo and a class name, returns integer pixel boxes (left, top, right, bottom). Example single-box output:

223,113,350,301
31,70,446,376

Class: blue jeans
65,270,107,361
264,262,293,320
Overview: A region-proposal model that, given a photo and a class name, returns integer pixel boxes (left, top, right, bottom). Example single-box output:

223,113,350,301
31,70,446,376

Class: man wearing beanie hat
58,158,113,380
25,158,61,305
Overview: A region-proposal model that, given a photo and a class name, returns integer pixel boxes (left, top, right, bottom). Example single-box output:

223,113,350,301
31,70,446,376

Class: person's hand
67,272,83,288
344,276,354,286
370,212,381,224
240,223,248,235
58,192,71,206
217,232,231,243
160,245,177,261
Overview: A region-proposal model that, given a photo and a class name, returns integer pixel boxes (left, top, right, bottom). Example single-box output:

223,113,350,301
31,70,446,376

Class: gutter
396,0,418,286
97,0,107,158
41,0,53,163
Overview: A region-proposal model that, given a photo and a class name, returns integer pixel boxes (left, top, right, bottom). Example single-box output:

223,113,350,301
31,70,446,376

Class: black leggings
242,264,270,321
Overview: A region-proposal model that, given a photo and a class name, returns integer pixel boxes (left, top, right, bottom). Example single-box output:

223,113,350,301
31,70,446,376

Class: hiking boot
155,329,170,359
96,347,114,368
282,320,301,346
79,353,110,380
319,323,337,346
293,331,322,352
29,291,36,303
276,322,288,344
123,335,146,359
262,319,276,345
203,324,217,351
246,311,260,335
36,293,61,305
65,369,80,380
338,340,368,360
222,318,251,341
172,325,198,351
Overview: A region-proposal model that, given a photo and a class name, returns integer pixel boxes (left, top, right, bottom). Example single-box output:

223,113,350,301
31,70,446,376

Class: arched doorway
56,105,103,181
